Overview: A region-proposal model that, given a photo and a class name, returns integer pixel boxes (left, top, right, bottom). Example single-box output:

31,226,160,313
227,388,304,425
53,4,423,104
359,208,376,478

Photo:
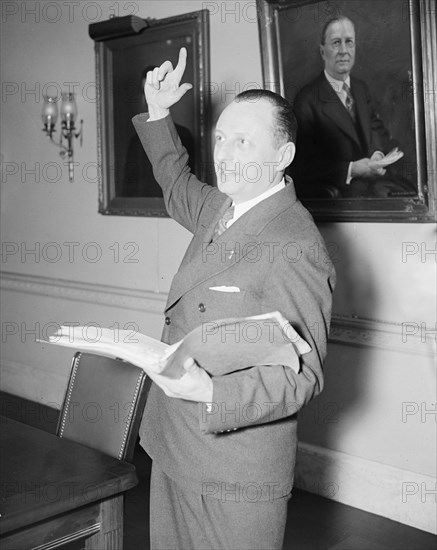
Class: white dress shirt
324,70,351,109
226,178,286,228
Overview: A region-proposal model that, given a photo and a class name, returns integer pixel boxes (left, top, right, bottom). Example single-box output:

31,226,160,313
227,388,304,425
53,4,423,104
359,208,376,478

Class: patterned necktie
343,82,356,123
212,205,234,240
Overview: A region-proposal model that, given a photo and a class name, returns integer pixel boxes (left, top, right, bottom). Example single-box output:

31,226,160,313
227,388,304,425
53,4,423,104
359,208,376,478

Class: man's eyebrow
214,129,251,137
330,36,354,42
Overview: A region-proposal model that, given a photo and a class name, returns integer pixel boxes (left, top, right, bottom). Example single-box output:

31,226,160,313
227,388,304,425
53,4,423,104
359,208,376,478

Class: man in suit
291,15,408,198
132,48,335,550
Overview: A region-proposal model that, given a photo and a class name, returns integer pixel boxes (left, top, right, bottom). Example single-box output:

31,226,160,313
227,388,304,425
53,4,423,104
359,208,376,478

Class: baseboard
0,357,68,406
295,442,437,535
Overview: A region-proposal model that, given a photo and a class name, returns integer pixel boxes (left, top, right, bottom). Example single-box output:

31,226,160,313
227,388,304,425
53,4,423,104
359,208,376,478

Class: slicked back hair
234,89,297,148
321,15,355,45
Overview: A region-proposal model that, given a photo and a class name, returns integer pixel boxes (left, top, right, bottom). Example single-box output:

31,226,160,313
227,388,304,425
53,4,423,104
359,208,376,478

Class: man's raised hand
145,47,193,120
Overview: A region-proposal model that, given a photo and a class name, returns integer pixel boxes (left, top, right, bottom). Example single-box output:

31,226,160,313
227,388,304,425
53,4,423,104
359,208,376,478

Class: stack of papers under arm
40,311,311,379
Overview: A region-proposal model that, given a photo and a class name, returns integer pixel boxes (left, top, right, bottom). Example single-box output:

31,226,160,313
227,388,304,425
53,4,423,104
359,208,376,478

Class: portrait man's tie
212,205,234,240
343,82,357,123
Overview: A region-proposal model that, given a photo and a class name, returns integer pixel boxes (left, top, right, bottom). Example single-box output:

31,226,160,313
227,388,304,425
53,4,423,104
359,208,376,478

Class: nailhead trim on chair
118,374,143,460
58,354,81,438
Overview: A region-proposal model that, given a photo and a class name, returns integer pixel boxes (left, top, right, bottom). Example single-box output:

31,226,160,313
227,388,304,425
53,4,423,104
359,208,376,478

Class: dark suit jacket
291,72,395,197
132,113,335,500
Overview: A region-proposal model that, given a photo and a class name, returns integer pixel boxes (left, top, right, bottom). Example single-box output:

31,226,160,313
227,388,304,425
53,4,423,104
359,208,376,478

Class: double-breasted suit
132,112,335,544
291,72,396,197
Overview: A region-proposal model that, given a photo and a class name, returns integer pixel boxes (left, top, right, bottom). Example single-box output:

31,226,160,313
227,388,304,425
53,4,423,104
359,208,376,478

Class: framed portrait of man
257,0,436,222
90,10,211,216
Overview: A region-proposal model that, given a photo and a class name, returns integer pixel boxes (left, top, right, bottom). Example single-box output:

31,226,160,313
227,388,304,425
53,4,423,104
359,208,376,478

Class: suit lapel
193,198,231,249
318,74,362,148
165,184,297,311
165,197,231,310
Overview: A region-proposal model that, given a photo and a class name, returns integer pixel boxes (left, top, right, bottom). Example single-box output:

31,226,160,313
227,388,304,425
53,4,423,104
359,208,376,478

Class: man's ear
319,44,325,61
276,142,296,171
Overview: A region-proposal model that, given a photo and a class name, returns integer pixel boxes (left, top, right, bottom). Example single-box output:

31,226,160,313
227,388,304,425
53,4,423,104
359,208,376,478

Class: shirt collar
324,70,351,93
231,178,286,225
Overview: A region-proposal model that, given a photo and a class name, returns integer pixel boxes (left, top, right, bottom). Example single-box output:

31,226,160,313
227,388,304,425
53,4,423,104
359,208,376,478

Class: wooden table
0,416,138,549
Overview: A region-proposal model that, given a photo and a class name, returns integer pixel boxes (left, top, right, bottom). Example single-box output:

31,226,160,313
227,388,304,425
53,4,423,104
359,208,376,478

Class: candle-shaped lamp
60,92,78,130
41,95,58,137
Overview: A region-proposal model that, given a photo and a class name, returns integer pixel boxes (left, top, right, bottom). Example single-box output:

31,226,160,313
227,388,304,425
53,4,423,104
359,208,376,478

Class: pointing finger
173,47,188,82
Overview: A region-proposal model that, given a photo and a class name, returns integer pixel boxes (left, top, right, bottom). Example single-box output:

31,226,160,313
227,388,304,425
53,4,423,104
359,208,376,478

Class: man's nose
339,40,348,54
215,141,233,162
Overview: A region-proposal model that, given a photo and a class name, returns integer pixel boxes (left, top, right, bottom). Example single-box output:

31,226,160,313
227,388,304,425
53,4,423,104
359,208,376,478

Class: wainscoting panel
295,442,437,535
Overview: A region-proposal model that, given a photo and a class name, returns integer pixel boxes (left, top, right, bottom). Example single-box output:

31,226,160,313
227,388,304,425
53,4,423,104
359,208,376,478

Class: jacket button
198,303,206,313
165,316,171,325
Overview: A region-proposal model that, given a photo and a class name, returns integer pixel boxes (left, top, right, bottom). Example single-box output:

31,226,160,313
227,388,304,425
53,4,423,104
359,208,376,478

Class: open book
39,311,311,379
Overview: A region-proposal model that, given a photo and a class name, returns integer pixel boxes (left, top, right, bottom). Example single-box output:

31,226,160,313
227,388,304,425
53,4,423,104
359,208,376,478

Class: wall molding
1,270,435,356
329,314,435,357
295,442,437,535
0,270,166,314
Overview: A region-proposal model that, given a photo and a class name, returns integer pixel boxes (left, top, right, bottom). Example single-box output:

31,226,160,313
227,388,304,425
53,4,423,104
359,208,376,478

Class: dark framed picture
90,11,210,216
257,0,436,222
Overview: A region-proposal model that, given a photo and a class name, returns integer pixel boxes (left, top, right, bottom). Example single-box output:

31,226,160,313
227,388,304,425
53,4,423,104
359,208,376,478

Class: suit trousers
150,463,291,550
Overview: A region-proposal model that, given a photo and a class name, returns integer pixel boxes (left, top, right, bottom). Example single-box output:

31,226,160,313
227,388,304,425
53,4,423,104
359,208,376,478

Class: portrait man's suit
291,72,397,197
132,112,335,548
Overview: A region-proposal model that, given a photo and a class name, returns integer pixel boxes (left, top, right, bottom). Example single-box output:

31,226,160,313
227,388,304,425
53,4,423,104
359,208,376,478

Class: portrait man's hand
351,148,404,179
144,47,193,121
351,151,387,178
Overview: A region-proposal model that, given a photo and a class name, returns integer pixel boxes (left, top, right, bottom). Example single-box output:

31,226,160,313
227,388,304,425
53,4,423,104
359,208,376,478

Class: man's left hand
148,357,213,403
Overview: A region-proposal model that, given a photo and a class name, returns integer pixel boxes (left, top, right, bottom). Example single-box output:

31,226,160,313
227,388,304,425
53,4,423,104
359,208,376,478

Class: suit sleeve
132,113,218,234
200,221,336,434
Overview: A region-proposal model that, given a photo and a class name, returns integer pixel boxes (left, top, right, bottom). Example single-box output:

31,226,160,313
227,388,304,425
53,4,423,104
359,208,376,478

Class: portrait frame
257,0,436,222
90,11,210,217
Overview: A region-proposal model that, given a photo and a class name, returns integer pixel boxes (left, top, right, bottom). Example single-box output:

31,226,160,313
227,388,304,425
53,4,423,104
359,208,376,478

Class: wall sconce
41,93,83,183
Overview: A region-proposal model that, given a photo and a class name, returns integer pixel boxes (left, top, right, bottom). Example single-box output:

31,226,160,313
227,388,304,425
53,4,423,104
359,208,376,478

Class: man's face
320,19,356,80
213,99,284,204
